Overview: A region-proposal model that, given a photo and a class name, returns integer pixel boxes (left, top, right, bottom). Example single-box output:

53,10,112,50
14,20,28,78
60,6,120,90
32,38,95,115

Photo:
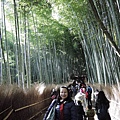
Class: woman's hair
97,91,109,103
58,86,72,102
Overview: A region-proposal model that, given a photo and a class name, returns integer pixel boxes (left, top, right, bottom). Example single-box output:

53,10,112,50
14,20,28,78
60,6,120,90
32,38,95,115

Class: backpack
97,104,108,120
87,86,92,94
44,99,57,120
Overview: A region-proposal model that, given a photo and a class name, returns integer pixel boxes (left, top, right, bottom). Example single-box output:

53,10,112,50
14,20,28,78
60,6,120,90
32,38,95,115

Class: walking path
42,83,119,120
42,96,118,120
74,92,117,120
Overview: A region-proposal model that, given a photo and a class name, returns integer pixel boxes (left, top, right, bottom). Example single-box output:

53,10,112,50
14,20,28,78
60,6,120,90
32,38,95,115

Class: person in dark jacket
76,100,86,120
95,91,111,120
43,86,77,120
55,86,77,120
86,85,92,106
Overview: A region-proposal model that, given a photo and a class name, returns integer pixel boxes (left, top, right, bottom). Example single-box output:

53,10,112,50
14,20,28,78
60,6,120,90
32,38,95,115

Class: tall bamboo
2,0,11,84
0,29,2,84
13,0,21,87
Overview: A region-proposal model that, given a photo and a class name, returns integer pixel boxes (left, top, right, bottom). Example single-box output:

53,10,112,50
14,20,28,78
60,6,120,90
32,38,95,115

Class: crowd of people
43,75,111,120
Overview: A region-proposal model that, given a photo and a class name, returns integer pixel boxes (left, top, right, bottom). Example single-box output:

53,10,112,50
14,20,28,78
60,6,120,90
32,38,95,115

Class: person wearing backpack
86,85,92,106
86,105,95,120
95,91,111,120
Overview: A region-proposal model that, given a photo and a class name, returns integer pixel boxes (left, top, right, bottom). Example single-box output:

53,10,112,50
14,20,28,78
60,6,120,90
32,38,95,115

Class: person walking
95,91,111,120
86,85,92,106
94,89,99,102
86,105,95,120
75,100,86,120
75,88,87,112
51,88,58,100
72,80,78,97
43,86,77,120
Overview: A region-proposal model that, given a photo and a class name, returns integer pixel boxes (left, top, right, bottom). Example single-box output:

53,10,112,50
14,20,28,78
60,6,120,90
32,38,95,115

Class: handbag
46,100,56,120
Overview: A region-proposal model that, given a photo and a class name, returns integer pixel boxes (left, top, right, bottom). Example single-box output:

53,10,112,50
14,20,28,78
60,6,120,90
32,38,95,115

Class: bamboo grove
0,0,120,88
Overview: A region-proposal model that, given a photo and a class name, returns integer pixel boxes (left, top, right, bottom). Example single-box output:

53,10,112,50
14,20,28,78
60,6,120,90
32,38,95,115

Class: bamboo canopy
0,0,119,88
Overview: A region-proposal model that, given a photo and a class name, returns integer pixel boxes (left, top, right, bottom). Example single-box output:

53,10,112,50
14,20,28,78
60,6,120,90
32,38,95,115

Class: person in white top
74,87,87,112
94,89,99,102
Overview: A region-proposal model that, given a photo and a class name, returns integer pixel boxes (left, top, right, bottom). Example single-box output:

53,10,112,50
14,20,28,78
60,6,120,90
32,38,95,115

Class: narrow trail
41,97,118,120
41,84,119,120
